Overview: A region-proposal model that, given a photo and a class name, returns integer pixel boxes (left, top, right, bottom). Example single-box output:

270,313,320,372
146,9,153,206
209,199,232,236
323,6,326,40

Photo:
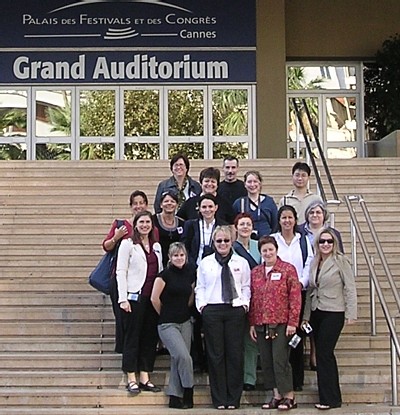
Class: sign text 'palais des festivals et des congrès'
0,0,256,84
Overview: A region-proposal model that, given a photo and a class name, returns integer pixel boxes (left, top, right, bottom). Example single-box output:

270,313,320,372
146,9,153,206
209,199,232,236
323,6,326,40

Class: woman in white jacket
195,225,251,410
116,211,163,395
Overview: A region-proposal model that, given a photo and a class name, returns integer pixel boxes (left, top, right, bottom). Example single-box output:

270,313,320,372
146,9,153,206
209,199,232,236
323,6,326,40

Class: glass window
124,90,159,137
124,143,159,160
327,147,357,159
288,66,357,90
79,90,115,137
80,143,115,160
213,142,248,159
212,89,248,136
168,89,204,136
168,142,204,159
288,97,319,144
0,143,26,160
0,90,27,138
36,143,71,160
35,90,72,137
326,97,356,142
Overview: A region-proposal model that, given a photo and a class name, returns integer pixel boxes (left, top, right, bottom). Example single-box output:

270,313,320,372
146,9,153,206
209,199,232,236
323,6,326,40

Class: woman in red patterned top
249,236,301,411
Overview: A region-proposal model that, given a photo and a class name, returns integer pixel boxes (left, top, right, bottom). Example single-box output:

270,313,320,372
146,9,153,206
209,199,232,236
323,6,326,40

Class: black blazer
182,217,228,266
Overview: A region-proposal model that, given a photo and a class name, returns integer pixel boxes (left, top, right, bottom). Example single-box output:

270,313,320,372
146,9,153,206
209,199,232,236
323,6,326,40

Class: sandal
126,381,141,394
315,403,341,410
278,398,297,411
139,380,161,392
262,397,282,409
315,403,331,410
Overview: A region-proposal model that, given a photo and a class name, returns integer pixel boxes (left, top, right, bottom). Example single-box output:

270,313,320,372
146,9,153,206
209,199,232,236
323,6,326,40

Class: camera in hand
288,334,301,348
302,322,313,334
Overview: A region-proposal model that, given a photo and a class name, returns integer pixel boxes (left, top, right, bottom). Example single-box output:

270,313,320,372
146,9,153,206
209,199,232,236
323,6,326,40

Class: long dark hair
277,205,299,234
131,211,156,244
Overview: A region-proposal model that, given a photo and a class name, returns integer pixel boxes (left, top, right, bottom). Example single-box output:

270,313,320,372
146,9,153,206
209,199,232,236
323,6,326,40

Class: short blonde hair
168,242,188,265
212,225,233,242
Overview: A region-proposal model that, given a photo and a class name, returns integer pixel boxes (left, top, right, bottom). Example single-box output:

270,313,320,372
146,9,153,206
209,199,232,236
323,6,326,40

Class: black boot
169,395,184,409
182,387,194,409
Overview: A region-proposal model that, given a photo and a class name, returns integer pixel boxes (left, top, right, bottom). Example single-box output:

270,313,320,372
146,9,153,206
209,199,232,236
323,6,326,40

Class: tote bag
89,220,123,295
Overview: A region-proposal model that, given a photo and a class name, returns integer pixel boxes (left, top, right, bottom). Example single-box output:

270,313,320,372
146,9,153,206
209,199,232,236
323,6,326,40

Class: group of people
100,153,357,411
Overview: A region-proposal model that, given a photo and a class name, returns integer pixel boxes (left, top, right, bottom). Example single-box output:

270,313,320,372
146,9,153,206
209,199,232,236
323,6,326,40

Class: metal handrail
301,98,339,201
291,98,326,201
344,194,400,405
291,98,340,204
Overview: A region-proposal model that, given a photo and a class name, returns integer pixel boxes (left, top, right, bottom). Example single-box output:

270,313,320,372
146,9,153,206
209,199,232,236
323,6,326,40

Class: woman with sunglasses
299,200,343,371
302,228,357,410
300,201,344,254
195,225,251,410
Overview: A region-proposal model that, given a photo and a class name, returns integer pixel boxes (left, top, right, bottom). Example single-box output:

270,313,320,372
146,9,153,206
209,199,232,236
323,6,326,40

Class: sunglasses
319,238,334,245
215,239,231,244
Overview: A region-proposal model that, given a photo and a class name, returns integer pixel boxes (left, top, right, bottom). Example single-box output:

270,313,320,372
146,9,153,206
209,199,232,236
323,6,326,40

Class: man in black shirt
177,167,235,224
218,156,247,207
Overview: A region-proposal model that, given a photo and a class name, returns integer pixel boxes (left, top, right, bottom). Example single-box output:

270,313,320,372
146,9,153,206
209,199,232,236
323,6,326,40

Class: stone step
0,403,398,415
0,319,389,337
0,334,390,353
0,304,394,321
0,349,392,370
0,367,392,388
0,385,390,407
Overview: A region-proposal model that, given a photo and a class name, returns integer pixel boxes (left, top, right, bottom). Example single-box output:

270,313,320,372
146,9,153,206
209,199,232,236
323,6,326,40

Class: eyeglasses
215,239,231,244
319,239,334,245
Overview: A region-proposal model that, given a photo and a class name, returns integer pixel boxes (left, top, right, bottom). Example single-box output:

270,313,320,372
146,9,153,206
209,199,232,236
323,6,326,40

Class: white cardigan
116,239,163,303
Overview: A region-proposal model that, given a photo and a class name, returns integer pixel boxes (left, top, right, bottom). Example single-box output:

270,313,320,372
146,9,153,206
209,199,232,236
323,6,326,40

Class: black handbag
89,220,124,295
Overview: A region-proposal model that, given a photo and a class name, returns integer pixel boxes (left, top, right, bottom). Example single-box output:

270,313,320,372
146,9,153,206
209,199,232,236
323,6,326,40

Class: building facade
0,0,399,160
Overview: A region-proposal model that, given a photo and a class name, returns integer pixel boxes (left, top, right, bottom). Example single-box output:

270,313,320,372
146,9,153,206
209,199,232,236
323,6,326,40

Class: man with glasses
279,162,323,225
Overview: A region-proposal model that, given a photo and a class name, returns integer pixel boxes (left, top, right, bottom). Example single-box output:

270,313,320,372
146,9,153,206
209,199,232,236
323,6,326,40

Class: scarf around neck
214,250,238,303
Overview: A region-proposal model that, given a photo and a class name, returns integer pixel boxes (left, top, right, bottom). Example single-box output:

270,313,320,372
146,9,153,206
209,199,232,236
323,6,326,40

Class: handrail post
390,316,398,406
348,200,358,277
326,199,341,229
369,256,376,336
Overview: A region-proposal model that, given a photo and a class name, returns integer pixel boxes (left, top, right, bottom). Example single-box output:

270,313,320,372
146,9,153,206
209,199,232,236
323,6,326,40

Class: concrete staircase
0,158,399,414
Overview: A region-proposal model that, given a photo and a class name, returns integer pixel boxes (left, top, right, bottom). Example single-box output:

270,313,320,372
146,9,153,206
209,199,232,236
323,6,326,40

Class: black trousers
120,296,159,374
310,309,344,407
190,305,207,371
202,304,246,408
109,276,124,353
289,290,306,388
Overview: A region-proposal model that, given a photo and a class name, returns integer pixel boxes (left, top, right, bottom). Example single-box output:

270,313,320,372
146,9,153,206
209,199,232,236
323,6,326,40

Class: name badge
127,292,141,302
271,272,282,281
